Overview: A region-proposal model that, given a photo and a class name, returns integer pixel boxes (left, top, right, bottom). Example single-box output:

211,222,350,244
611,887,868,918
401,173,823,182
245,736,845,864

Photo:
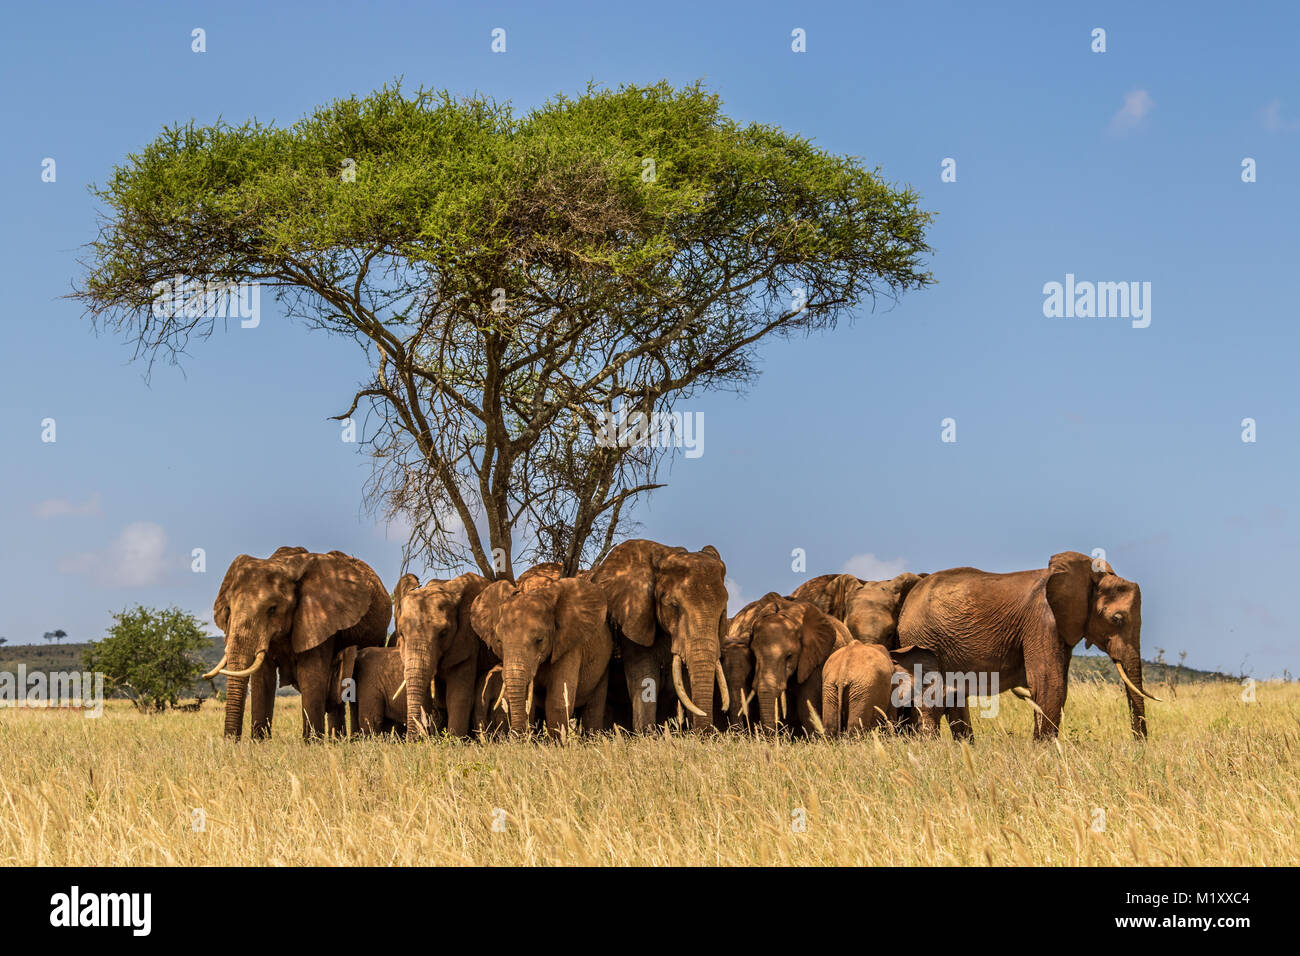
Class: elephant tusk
672,655,707,718
220,650,265,678
741,689,755,712
493,683,506,713
714,660,730,712
201,655,227,680
392,679,406,703
779,690,787,720
525,680,535,719
1010,686,1047,717
1115,663,1162,702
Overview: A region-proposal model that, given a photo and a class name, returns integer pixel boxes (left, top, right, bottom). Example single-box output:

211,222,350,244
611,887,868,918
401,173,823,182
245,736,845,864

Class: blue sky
1,1,1296,677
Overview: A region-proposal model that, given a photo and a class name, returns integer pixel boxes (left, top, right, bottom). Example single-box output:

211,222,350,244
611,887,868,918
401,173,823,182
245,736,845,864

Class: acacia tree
76,82,933,578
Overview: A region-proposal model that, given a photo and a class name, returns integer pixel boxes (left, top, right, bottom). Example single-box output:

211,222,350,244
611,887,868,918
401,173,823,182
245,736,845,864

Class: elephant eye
1110,612,1126,625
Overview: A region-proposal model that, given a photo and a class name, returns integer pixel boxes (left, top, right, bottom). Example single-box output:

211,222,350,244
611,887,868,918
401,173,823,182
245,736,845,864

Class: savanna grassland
0,679,1295,866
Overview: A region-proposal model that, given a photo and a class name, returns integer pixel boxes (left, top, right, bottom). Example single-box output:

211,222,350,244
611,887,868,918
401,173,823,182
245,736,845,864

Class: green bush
82,606,211,711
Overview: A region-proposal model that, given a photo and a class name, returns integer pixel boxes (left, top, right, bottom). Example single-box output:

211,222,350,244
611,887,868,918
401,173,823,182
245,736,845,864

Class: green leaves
82,606,212,711
76,80,934,576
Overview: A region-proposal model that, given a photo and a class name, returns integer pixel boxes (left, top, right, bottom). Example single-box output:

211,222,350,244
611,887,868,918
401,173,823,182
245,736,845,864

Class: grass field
0,677,1294,866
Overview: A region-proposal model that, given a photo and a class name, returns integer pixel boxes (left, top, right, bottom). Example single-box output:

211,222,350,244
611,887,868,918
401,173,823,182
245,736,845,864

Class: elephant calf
328,645,407,736
821,642,916,735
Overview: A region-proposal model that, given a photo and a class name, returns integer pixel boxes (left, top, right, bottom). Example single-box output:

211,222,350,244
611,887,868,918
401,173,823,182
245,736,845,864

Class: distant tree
82,606,210,711
0,636,7,646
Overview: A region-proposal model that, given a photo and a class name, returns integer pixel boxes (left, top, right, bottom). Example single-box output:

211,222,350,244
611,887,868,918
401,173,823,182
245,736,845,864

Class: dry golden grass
0,678,1295,865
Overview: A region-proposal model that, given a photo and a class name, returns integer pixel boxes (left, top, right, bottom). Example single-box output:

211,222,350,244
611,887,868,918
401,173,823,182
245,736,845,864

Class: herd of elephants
204,540,1158,743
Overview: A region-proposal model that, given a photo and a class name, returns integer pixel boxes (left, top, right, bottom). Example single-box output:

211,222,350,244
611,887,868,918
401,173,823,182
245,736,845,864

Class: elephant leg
795,676,823,736
1023,639,1070,740
945,701,974,741
249,663,277,739
580,668,609,735
442,657,476,738
543,656,584,738
620,638,659,733
296,643,333,740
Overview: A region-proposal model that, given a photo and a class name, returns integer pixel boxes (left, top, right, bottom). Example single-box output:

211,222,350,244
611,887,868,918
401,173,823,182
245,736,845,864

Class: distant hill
1069,652,1238,684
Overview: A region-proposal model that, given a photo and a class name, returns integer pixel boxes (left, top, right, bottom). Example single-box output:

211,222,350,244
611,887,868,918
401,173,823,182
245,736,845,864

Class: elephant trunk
504,663,532,735
223,670,247,739
403,657,434,740
755,681,782,733
1114,651,1150,739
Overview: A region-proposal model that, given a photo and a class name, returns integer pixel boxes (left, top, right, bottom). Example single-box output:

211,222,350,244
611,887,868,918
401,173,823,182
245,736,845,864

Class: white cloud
1110,89,1154,132
724,576,746,616
59,521,172,588
1260,99,1299,132
34,492,102,518
841,553,907,581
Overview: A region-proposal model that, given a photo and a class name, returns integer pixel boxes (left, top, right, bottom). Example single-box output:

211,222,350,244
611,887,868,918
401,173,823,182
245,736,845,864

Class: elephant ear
550,578,608,661
1045,551,1104,648
213,554,260,633
888,572,924,607
470,580,515,658
290,553,375,654
890,664,917,710
591,540,667,646
797,604,840,683
392,573,420,625
826,574,863,620
331,647,358,704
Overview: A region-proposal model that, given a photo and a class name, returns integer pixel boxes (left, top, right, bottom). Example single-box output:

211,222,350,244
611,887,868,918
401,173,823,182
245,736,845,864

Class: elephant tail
823,679,843,737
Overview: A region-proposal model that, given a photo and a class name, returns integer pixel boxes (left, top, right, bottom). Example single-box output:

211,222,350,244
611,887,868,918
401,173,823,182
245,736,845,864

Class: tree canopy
82,606,211,711
76,81,934,577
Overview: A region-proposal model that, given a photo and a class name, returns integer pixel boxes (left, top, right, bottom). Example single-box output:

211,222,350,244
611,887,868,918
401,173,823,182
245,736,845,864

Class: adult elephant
327,645,406,736
791,571,925,646
206,547,391,740
392,571,491,739
722,593,848,734
896,550,1158,740
590,539,730,732
470,569,611,736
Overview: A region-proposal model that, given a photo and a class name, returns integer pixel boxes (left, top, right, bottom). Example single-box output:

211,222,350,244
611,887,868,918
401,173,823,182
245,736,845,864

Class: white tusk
1115,662,1162,702
714,660,730,712
1011,685,1047,717
779,690,787,720
672,655,707,717
391,679,406,703
201,654,227,680
220,650,265,678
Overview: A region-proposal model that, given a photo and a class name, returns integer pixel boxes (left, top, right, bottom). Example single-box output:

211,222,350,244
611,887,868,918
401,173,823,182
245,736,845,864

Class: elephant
470,569,612,736
791,571,925,646
896,550,1158,740
392,571,491,739
590,539,730,732
327,645,407,736
207,547,391,740
821,642,918,735
721,593,850,734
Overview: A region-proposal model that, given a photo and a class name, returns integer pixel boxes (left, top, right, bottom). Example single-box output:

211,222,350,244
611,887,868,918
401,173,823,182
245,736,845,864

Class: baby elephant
821,642,915,735
328,645,407,737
